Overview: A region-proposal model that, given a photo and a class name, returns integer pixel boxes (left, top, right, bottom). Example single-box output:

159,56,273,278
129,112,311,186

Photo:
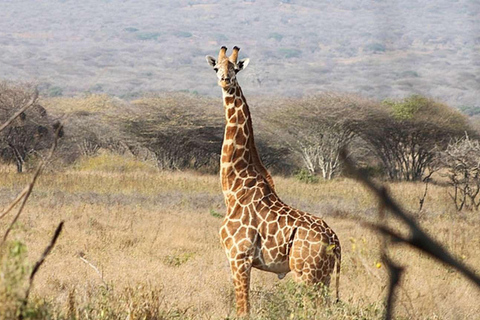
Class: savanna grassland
1,155,479,319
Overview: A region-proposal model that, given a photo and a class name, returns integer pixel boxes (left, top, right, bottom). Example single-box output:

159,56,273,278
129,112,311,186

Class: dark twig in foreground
340,149,480,287
0,124,63,247
0,186,28,220
18,221,64,320
383,254,404,320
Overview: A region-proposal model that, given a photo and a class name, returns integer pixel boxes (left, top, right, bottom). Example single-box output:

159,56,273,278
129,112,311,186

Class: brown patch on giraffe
234,159,248,172
226,126,237,139
224,237,234,249
235,226,247,238
240,212,250,225
252,188,263,202
233,147,245,160
228,87,235,95
220,227,228,239
228,206,243,220
229,245,238,258
237,109,246,124
244,178,256,188
267,222,278,235
225,96,235,105
223,142,234,154
235,98,243,108
228,220,242,233
247,228,256,240
235,128,247,146
227,173,237,188
240,189,255,204
232,177,244,191
226,107,235,119
270,247,279,258
238,169,248,178
235,87,240,96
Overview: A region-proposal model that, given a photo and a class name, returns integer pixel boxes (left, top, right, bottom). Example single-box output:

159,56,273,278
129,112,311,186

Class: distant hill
0,0,479,107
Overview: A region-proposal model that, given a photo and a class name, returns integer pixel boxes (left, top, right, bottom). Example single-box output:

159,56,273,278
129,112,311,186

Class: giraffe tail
334,245,341,303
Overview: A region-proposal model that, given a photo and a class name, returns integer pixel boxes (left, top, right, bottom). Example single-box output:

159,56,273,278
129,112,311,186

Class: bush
295,168,319,184
277,48,302,58
268,32,283,41
364,43,386,53
356,95,471,181
173,31,192,38
135,32,161,41
47,86,63,97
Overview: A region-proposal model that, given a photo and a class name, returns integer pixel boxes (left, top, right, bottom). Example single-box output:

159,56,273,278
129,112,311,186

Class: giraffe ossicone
206,46,341,317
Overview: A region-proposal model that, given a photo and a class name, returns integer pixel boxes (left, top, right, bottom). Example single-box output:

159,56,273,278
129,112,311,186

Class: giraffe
206,46,341,317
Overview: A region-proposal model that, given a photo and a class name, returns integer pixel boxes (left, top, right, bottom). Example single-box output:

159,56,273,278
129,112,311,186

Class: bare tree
269,93,366,179
439,134,480,211
0,82,57,172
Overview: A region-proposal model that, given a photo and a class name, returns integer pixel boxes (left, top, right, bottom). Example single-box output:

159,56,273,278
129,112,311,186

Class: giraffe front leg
229,257,252,317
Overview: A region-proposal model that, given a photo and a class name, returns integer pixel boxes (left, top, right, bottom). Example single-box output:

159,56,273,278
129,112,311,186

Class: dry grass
0,163,479,319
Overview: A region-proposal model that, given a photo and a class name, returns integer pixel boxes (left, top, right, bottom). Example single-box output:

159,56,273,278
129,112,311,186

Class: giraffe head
206,46,250,89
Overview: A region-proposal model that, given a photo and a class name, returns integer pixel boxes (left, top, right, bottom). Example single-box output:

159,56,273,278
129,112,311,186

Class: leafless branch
18,221,64,320
0,185,28,220
341,149,480,287
0,124,63,247
77,251,107,287
0,89,38,133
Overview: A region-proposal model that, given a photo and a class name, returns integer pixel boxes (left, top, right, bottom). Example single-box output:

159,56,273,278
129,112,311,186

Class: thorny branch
340,149,480,319
18,221,64,320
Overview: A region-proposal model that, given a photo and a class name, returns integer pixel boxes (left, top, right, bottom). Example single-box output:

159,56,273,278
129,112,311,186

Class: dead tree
440,134,480,211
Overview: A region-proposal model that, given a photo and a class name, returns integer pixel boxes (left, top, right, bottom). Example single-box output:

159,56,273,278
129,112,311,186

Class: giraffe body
207,47,341,317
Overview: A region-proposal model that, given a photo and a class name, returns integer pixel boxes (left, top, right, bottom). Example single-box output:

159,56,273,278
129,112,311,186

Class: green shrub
123,27,139,32
0,241,31,319
364,43,386,53
295,169,319,184
174,31,192,38
136,32,161,41
48,86,63,97
268,32,283,41
277,48,302,58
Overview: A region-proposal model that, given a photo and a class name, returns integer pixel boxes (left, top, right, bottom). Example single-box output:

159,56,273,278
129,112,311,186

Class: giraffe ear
236,58,250,73
206,55,216,68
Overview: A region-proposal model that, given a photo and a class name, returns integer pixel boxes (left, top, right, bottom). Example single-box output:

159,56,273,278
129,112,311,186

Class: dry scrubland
1,1,480,107
1,155,479,319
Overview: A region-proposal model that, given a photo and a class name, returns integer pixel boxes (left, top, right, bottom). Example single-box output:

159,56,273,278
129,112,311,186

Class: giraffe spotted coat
206,46,341,317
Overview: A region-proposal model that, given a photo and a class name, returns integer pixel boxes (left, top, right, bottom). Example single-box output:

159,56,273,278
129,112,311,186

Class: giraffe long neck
220,81,276,195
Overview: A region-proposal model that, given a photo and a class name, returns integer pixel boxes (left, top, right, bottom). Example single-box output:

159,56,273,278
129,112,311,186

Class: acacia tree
269,93,367,179
356,95,470,181
0,82,56,172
